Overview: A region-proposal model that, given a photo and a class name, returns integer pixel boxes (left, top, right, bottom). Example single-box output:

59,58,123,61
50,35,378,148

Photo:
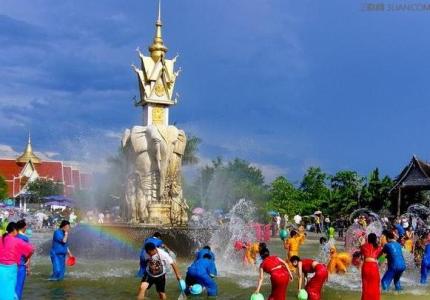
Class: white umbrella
314,210,322,215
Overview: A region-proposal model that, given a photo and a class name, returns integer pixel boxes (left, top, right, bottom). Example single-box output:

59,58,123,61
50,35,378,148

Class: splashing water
402,204,430,237
208,199,259,286
345,209,383,253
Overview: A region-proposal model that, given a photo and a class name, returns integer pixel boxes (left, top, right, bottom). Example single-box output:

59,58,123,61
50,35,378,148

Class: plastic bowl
298,289,308,300
250,293,264,300
66,256,76,267
279,229,288,240
190,284,203,295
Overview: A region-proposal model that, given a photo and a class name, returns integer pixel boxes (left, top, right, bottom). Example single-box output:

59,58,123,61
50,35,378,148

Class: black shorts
141,274,166,293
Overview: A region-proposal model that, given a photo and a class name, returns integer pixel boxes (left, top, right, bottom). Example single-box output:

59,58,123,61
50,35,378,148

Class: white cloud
103,129,123,139
251,162,288,183
33,151,61,161
0,144,19,158
43,151,60,158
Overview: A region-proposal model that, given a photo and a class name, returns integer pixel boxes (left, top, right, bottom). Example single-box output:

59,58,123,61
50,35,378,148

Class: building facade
0,136,91,198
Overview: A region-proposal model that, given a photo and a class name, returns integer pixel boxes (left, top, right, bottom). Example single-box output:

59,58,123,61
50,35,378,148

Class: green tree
188,158,268,212
364,168,393,212
0,176,8,200
268,176,304,215
183,135,202,165
27,178,64,201
300,167,330,214
328,170,365,216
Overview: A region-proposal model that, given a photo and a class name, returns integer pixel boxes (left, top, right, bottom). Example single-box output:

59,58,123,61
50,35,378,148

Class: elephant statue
121,124,188,224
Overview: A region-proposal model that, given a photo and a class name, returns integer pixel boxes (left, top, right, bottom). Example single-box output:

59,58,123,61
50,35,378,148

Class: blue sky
0,0,429,182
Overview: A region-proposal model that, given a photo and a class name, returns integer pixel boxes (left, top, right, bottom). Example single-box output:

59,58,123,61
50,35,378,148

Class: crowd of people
0,208,430,299
246,213,430,300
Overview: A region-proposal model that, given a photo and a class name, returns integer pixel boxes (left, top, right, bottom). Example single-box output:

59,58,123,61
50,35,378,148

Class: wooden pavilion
390,155,430,216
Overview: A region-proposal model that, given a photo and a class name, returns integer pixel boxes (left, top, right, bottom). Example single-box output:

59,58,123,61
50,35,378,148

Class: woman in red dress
290,256,328,300
254,246,293,300
360,233,382,300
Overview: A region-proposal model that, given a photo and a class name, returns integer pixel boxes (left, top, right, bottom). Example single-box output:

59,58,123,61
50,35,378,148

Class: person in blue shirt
15,220,30,300
185,253,218,297
380,231,406,291
394,220,405,239
420,233,430,284
195,246,216,262
49,220,73,281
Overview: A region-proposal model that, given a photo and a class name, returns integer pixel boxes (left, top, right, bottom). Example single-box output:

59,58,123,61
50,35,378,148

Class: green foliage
300,167,330,215
268,176,304,215
362,168,393,212
27,178,64,200
183,135,202,166
187,158,398,219
186,158,268,212
328,170,365,215
0,176,8,200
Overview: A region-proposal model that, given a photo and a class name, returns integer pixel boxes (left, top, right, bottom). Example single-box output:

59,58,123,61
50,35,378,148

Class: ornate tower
132,0,180,127
122,0,188,226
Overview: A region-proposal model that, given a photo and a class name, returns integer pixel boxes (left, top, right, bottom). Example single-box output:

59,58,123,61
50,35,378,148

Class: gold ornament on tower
154,83,165,97
152,106,165,125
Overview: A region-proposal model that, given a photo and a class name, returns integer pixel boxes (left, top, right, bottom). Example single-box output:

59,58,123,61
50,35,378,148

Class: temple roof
16,133,41,164
390,155,430,192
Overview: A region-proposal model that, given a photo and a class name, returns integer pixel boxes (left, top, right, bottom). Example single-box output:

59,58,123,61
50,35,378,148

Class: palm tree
182,135,201,165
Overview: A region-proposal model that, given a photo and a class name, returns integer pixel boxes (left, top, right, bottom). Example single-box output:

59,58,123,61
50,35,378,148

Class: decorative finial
149,0,168,61
17,131,41,164
157,0,161,23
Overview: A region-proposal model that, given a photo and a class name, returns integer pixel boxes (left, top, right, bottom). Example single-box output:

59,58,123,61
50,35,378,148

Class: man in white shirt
137,242,182,300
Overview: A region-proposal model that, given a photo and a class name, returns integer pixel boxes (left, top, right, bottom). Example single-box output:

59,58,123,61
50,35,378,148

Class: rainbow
77,223,141,253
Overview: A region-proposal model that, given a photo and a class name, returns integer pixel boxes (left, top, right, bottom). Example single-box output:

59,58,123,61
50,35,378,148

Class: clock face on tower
154,83,165,97
152,106,165,125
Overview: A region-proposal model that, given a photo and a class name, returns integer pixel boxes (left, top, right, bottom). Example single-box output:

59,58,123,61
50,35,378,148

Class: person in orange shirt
403,227,414,253
284,230,305,261
327,247,351,274
244,242,261,265
298,225,307,243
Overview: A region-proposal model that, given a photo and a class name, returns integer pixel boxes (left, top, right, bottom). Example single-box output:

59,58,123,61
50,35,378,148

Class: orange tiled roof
0,159,23,180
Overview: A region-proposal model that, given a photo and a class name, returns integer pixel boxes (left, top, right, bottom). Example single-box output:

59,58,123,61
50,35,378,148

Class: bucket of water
190,284,203,295
250,293,264,300
66,256,76,267
298,289,308,300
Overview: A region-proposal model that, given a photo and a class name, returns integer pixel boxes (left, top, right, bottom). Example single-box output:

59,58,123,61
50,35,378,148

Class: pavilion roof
390,155,430,193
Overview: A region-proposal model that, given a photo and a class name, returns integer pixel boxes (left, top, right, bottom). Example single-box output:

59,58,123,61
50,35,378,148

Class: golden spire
148,0,168,62
16,132,41,164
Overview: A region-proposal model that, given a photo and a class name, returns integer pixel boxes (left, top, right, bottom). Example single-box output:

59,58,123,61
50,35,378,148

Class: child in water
185,252,218,297
137,242,182,300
